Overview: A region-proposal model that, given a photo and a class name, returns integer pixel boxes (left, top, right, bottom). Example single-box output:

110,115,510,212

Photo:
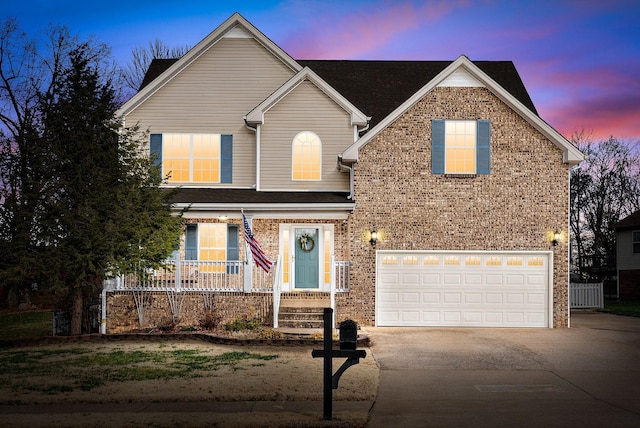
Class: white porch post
174,251,182,292
243,215,253,293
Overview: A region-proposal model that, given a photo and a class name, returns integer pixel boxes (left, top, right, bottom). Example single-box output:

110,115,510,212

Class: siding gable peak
245,67,370,127
116,12,301,118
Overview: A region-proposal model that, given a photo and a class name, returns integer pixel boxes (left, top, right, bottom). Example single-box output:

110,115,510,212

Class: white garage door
376,251,552,328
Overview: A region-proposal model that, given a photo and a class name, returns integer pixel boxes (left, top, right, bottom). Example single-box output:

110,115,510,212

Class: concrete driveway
363,312,640,427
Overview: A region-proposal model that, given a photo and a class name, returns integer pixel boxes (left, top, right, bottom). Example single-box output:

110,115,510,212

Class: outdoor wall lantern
551,230,561,246
369,228,378,246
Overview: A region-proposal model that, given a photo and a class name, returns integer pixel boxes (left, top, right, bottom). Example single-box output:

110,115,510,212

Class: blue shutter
221,134,233,183
431,120,445,174
226,225,239,274
476,120,491,174
185,224,197,260
150,134,162,177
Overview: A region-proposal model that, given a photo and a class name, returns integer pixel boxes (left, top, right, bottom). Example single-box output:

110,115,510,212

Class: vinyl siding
123,37,296,187
616,229,640,270
259,80,352,191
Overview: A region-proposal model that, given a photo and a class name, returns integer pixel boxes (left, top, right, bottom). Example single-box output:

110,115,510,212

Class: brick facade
345,87,570,328
106,89,572,331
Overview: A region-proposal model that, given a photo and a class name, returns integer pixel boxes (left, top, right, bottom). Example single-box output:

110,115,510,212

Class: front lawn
0,310,52,345
600,299,640,317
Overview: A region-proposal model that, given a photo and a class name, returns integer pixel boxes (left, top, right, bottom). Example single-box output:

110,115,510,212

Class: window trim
150,133,232,184
633,230,640,254
431,119,490,175
291,131,322,181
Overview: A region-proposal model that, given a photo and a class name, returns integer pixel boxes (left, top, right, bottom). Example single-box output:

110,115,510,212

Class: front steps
277,296,330,329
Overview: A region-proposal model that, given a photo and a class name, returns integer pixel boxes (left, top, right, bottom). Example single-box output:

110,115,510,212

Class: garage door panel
377,251,550,328
486,274,503,285
444,274,462,285
402,292,420,303
401,273,420,285
464,274,482,285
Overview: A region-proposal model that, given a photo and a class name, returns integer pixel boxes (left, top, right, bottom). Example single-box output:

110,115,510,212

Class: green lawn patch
600,300,640,317
0,346,279,394
0,311,52,344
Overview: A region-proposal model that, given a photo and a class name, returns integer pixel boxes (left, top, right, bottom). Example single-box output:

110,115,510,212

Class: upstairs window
633,231,640,253
150,133,232,184
292,131,321,181
431,120,490,175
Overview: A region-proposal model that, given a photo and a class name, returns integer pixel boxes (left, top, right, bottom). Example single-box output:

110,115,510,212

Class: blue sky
5,0,639,143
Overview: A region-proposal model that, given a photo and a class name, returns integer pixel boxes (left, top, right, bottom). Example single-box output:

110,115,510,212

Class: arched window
292,131,321,181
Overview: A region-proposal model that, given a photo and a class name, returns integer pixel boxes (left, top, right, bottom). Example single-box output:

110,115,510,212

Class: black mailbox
339,319,358,350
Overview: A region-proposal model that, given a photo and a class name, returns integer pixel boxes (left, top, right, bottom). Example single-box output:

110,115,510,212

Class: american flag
242,214,272,273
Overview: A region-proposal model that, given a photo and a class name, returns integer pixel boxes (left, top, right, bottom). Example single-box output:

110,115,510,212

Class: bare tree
570,132,640,280
120,38,189,94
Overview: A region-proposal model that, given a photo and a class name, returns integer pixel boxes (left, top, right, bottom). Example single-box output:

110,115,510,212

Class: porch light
552,230,561,246
370,229,378,246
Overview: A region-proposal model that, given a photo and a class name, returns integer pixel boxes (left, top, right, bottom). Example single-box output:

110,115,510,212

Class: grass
600,299,640,317
0,310,52,344
0,346,278,394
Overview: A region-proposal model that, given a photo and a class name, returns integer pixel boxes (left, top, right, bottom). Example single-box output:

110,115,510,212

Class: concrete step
278,312,324,321
279,298,330,309
278,306,325,314
278,319,325,329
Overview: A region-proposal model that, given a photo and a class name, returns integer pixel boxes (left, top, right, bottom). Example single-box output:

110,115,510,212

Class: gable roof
244,66,369,126
339,55,584,164
297,59,538,129
115,13,301,118
615,210,640,229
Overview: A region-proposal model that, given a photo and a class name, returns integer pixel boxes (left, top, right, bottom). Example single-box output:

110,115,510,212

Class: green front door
294,228,319,289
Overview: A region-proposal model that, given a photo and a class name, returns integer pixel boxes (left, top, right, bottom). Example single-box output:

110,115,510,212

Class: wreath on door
297,233,315,252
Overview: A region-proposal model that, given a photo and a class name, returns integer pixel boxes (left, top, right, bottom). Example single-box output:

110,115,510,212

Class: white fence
570,282,604,309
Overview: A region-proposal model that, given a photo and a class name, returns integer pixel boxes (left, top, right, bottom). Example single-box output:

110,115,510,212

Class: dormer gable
245,67,369,128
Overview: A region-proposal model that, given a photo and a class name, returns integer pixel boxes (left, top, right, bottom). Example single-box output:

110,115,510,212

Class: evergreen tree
0,21,182,333
40,44,181,334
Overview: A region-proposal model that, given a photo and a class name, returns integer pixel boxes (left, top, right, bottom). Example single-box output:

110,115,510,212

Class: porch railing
113,256,350,293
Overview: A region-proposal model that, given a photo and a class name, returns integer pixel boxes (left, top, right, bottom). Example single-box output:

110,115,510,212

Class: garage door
376,251,552,328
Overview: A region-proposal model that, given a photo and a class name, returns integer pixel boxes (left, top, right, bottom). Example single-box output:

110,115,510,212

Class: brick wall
106,291,273,333
345,87,570,327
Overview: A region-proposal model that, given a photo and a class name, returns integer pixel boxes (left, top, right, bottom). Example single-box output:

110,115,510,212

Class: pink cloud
283,0,469,59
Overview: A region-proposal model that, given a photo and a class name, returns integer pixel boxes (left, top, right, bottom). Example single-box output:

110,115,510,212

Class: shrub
199,309,223,330
224,316,261,332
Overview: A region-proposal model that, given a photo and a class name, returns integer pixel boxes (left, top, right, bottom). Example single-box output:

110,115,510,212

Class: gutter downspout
337,157,354,200
244,118,260,190
337,123,369,200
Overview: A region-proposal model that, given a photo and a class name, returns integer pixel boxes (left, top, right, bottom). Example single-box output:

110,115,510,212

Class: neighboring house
615,210,640,299
108,13,583,331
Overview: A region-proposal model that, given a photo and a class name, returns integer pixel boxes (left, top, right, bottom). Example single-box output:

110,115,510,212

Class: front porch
102,254,350,333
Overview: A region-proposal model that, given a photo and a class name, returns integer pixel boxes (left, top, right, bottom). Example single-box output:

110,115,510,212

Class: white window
292,131,321,181
445,120,477,174
163,134,220,183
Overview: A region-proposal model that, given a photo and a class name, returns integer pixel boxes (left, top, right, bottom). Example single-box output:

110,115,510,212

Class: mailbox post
311,308,366,420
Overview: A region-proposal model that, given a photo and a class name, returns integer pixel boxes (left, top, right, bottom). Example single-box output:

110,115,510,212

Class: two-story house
106,13,583,332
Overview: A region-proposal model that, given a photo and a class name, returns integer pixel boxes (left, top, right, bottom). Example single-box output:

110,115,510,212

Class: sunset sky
5,0,639,143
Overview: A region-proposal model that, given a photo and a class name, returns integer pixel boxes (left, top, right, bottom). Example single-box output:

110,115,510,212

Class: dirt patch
0,338,378,427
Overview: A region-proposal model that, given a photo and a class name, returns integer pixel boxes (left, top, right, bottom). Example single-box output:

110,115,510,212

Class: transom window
292,131,321,181
445,120,477,174
633,231,640,253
